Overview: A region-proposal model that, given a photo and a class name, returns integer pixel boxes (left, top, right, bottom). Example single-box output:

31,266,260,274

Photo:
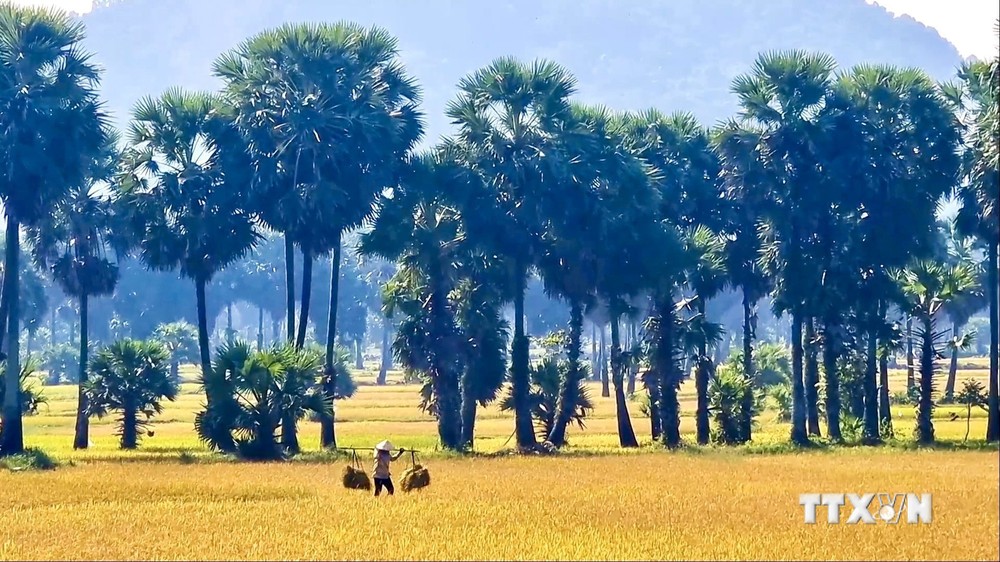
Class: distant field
19,358,996,460
3,358,997,561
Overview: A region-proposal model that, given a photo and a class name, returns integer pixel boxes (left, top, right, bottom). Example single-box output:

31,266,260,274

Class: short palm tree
85,339,177,450
195,341,332,460
152,322,199,385
0,4,107,454
894,261,979,444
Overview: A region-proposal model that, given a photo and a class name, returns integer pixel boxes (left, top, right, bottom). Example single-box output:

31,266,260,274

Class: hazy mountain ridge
78,0,963,145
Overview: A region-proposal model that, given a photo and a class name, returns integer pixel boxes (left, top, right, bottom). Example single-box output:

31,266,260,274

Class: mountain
79,0,964,145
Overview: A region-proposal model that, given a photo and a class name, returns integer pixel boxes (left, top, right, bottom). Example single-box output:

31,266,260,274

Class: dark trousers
374,477,394,496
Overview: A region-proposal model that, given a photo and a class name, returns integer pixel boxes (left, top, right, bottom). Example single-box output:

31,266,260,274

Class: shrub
500,357,594,441
0,448,57,472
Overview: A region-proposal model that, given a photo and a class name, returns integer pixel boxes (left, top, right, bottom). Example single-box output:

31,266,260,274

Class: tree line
0,6,997,457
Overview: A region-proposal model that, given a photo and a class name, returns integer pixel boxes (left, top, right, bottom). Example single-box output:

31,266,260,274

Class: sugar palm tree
85,339,177,450
895,261,979,444
152,322,198,385
116,89,259,451
0,4,107,454
730,51,840,446
946,54,999,441
215,24,422,448
447,58,578,451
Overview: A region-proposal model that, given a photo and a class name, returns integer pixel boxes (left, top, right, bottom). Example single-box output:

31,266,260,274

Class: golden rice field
1,358,998,560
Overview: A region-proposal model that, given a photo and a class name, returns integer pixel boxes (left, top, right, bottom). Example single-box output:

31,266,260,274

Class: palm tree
152,322,199,385
362,151,471,450
215,24,422,448
447,58,578,451
682,226,728,445
730,51,841,446
116,89,259,451
834,64,961,443
895,261,978,444
0,4,107,454
946,56,999,441
85,339,177,450
195,341,331,460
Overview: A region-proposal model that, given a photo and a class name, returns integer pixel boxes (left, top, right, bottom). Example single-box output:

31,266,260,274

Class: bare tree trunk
945,322,959,401
549,301,584,447
906,314,915,392
861,312,881,445
790,312,809,445
740,291,755,442
73,294,90,450
695,300,710,445
988,238,999,442
377,317,391,386
257,307,264,350
823,315,842,442
510,265,536,450
284,235,296,343
599,326,609,398
295,250,313,349
1,218,24,455
321,237,341,449
610,316,638,447
804,318,821,436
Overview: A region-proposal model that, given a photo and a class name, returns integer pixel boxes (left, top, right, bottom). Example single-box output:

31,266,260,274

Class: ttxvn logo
799,493,932,524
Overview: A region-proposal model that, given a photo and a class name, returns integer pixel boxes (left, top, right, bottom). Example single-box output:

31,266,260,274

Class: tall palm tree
0,4,106,454
946,55,999,441
682,226,728,445
731,51,840,446
361,151,470,450
116,89,259,451
447,58,578,450
834,64,961,443
895,261,978,444
215,23,423,448
28,131,121,449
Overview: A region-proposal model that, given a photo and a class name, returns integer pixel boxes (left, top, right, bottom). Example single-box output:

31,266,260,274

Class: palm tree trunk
945,322,959,400
0,217,23,455
658,296,680,448
804,318,821,437
73,294,90,450
549,301,584,447
987,237,999,442
599,326,610,398
257,307,264,350
378,318,391,386
354,339,363,370
460,371,477,449
284,235,296,343
428,261,462,450
695,301,710,445
170,361,179,386
295,250,313,349
916,316,935,444
321,236,342,449
905,314,915,392
122,401,138,450
226,303,234,345
626,321,637,395
195,277,212,384
271,319,280,346
861,316,881,444
823,315,842,442
590,323,598,380
281,411,299,454
790,312,809,445
610,316,638,448
511,265,537,450
878,349,892,436
740,291,755,442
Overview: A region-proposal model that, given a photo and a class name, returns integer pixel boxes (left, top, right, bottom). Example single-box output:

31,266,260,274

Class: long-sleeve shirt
373,450,403,479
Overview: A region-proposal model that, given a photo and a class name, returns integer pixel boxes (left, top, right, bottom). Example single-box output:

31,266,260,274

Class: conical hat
375,440,394,452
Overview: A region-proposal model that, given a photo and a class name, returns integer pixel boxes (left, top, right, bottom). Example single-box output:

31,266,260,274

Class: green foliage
708,365,762,445
195,342,337,460
39,343,80,385
770,384,791,423
723,343,791,388
0,447,57,471
152,322,200,364
85,339,177,449
500,358,595,441
0,357,48,421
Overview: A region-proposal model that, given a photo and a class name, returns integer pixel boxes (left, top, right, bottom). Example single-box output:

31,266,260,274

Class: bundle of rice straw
342,464,371,490
400,464,430,492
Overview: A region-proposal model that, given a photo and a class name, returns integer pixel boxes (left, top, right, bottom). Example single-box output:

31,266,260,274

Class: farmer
373,440,405,496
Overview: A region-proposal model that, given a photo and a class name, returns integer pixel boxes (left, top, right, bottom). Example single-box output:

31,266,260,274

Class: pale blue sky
11,0,1000,60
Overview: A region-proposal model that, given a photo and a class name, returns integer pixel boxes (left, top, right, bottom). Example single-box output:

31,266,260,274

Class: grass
1,359,997,560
